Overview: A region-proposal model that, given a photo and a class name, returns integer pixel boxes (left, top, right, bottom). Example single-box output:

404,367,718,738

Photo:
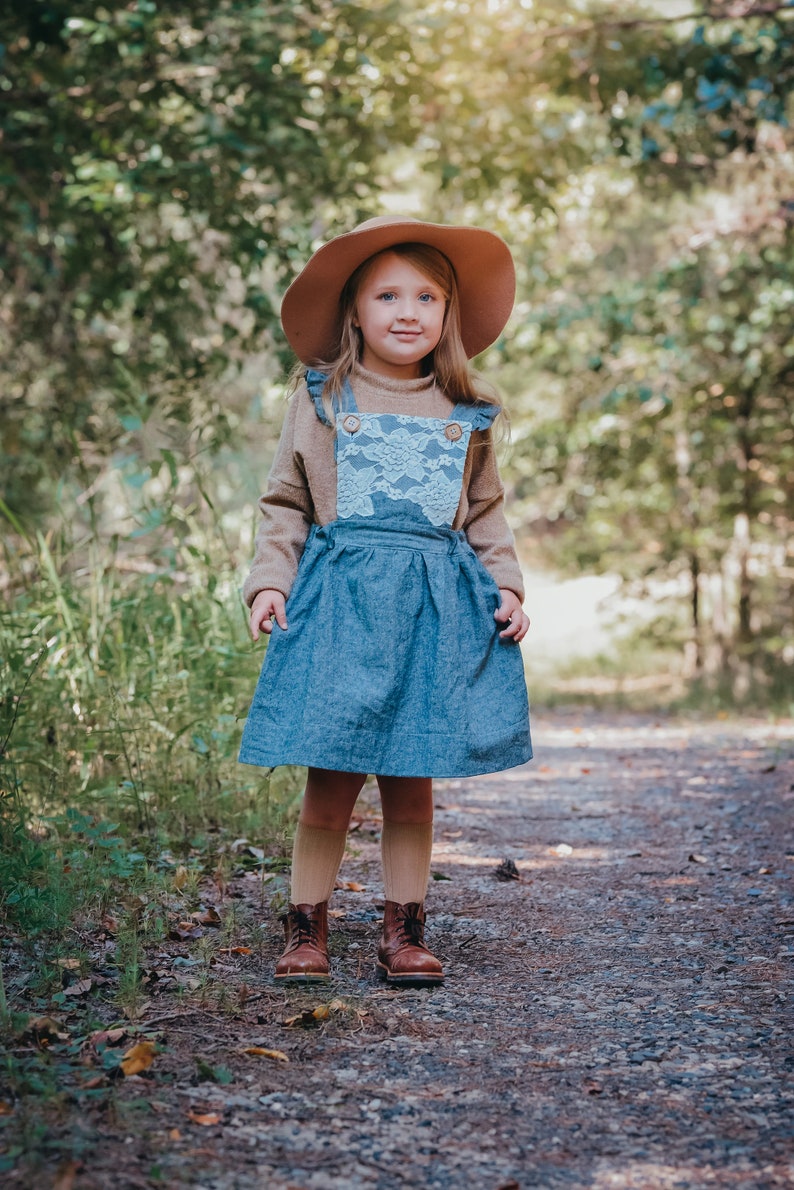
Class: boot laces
289,907,317,947
397,905,426,947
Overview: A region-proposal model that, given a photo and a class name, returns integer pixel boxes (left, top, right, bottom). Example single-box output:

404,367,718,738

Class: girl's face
353,252,446,380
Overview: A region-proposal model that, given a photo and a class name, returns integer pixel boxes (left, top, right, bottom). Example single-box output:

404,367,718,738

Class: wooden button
444,421,463,442
341,414,361,434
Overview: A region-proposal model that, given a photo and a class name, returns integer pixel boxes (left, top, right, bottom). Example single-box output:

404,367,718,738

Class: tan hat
280,215,516,364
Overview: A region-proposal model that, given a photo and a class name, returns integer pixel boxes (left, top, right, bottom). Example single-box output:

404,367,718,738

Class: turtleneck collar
352,362,436,398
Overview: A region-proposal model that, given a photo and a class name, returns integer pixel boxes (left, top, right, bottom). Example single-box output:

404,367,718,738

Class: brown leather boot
377,901,444,986
274,902,330,983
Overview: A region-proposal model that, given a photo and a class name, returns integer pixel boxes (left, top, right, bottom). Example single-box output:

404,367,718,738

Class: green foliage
0,0,426,517
0,509,302,959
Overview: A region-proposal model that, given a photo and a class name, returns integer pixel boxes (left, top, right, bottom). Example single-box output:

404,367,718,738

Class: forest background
0,0,792,1035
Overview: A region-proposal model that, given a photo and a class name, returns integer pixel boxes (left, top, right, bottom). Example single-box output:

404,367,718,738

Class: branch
539,2,794,43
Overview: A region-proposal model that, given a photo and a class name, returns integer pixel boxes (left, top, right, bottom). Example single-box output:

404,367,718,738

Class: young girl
239,215,532,986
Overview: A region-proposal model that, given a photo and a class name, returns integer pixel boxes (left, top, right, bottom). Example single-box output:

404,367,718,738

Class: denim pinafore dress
239,369,532,778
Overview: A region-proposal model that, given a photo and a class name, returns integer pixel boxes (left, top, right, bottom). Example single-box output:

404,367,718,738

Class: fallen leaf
328,908,347,918
89,1026,127,1049
122,998,151,1022
62,977,93,997
0,1101,14,1116
173,865,189,890
192,907,221,926
80,1075,107,1090
169,1128,182,1141
120,1040,157,1076
551,844,573,857
22,1016,70,1045
169,921,203,940
241,1047,289,1062
334,880,366,892
187,1109,222,1126
688,853,709,864
283,999,347,1028
53,958,82,970
219,946,252,955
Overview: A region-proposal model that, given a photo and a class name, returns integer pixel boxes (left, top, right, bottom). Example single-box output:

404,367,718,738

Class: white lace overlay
336,412,472,526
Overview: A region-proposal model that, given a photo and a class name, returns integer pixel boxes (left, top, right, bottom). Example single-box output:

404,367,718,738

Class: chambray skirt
238,521,532,778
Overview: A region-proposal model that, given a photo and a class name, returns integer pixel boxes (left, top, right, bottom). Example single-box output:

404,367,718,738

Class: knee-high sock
290,822,348,906
381,820,434,905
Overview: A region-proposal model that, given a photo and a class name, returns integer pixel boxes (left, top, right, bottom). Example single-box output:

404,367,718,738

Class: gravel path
6,711,793,1189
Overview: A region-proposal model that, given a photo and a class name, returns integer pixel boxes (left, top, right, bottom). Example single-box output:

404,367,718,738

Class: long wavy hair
288,243,503,421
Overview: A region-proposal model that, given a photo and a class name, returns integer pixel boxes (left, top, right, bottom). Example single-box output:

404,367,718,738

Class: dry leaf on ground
241,1046,289,1062
120,1040,157,1076
192,907,221,926
89,1027,127,1050
122,998,152,1022
187,1109,222,1126
22,1016,69,1045
169,921,203,940
284,999,348,1028
62,977,93,997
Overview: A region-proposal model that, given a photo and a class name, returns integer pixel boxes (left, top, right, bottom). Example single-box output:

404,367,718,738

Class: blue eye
419,293,434,303
379,292,396,301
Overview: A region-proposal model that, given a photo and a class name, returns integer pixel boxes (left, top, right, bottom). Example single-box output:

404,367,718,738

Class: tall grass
0,458,302,978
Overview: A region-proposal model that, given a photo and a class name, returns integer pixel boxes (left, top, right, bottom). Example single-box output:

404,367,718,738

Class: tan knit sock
381,820,434,905
290,822,348,906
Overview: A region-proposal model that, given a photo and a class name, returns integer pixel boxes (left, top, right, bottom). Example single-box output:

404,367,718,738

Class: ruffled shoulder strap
304,368,333,427
449,400,501,431
304,369,359,426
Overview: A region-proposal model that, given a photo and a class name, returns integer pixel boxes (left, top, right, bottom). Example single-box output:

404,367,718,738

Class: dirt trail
6,711,794,1189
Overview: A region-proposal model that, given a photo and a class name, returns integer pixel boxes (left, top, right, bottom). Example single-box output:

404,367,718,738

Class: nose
394,301,419,323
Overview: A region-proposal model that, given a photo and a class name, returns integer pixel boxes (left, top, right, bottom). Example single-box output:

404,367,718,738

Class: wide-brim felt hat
280,215,516,364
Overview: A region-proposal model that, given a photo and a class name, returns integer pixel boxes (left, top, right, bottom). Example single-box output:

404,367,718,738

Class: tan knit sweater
242,364,525,606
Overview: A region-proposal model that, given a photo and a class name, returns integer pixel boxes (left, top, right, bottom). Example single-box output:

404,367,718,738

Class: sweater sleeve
463,430,525,602
242,393,315,607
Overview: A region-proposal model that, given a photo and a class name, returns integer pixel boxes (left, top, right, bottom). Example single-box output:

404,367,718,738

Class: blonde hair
288,243,502,420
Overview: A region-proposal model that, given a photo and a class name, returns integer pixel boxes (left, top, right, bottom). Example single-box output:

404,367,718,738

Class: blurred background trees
1,1,792,834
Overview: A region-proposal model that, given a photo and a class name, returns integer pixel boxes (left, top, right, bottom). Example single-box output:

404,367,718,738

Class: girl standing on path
239,215,532,986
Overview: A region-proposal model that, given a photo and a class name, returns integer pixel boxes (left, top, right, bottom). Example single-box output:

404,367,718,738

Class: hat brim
280,217,516,364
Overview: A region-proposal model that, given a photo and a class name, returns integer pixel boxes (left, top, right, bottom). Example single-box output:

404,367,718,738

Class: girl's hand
249,589,288,640
494,589,530,642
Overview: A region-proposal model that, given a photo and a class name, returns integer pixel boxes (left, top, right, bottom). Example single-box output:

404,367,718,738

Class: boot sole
273,972,331,984
376,962,444,987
